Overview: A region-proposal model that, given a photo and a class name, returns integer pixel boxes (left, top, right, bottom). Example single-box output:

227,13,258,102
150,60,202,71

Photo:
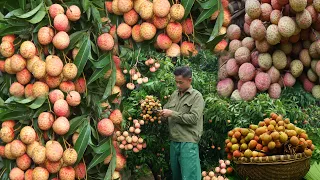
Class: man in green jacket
160,66,205,180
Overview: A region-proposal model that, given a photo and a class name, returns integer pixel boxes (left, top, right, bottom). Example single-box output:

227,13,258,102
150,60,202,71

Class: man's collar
178,86,193,95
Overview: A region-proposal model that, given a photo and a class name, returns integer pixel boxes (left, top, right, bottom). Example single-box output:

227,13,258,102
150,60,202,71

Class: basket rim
233,152,311,165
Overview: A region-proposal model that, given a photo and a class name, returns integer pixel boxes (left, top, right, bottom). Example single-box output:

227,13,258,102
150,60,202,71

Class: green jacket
163,87,205,143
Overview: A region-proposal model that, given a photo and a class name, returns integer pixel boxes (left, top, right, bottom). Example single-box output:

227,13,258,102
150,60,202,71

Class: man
160,66,205,180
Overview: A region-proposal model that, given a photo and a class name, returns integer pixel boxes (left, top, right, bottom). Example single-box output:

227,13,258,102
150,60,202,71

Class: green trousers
170,141,201,180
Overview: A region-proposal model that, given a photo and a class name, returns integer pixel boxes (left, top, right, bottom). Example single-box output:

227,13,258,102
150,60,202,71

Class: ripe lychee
38,112,55,131
20,126,36,144
239,63,256,82
2,120,15,128
118,0,133,13
54,14,69,31
217,78,234,97
290,60,304,77
226,58,239,76
32,167,49,180
0,41,14,57
245,0,261,19
140,22,156,40
117,23,132,40
74,77,86,93
289,0,307,12
115,153,126,171
166,22,182,41
9,167,24,180
45,159,63,173
60,81,76,93
9,82,25,97
170,4,185,21
26,141,40,157
112,0,123,15
139,1,153,20
153,0,170,17
266,24,281,45
46,141,63,161
132,24,144,42
20,41,36,59
0,126,14,143
242,37,255,51
53,117,70,135
62,63,78,80
166,43,180,57
124,9,139,26
270,10,281,25
97,33,115,51
4,143,15,159
66,90,81,106
98,118,115,136
229,40,242,55
53,100,69,119
235,47,251,65
38,27,55,45
45,74,63,89
63,148,78,165
109,109,123,124
25,169,33,180
53,31,70,50
16,154,32,170
32,60,46,79
59,166,76,180
260,3,272,21
227,24,241,40
45,55,63,77
0,60,5,72
75,162,86,179
32,81,49,98
153,15,170,29
49,4,64,18
258,53,272,70
26,55,40,72
10,139,26,157
278,16,296,37
268,83,281,99
2,34,15,43
181,41,197,57
250,19,266,41
182,18,193,34
66,5,81,21
255,72,271,91
16,68,31,85
11,54,26,72
239,81,257,101
156,33,172,50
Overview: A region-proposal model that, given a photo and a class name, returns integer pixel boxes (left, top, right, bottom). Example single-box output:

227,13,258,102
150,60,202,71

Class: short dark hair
173,66,192,78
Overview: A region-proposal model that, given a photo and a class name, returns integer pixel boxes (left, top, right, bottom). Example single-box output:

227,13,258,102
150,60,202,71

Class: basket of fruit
225,113,314,180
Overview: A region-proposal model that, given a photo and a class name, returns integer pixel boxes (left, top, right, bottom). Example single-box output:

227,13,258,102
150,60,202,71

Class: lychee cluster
201,159,233,180
216,0,320,100
115,124,147,153
0,120,86,180
102,0,198,57
140,95,162,123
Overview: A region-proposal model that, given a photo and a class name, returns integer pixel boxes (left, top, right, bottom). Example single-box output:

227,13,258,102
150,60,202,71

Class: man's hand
160,109,173,118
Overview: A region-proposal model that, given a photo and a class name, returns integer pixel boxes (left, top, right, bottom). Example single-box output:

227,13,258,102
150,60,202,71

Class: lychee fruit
9,167,24,180
53,117,70,135
53,31,70,50
25,169,33,180
118,0,133,13
59,81,76,93
117,23,132,39
289,0,307,12
0,126,14,143
2,120,15,128
38,27,55,45
26,141,40,157
255,72,271,91
181,41,197,57
2,34,15,43
20,126,36,144
235,47,251,65
0,60,5,72
32,60,47,79
270,10,281,25
239,63,256,82
278,16,296,37
156,34,172,50
182,18,193,34
260,3,272,22
98,118,115,136
32,81,49,98
66,90,81,106
54,99,70,117
46,140,63,161
66,5,81,21
307,69,318,82
240,81,257,101
268,83,281,99
11,54,26,72
266,24,281,45
132,24,144,42
0,41,14,57
226,58,239,76
140,22,156,40
74,162,86,179
45,55,63,76
242,37,255,51
166,43,181,57
4,143,15,159
272,50,287,70
63,63,78,80
20,41,36,59
303,77,314,92
49,4,64,18
26,55,40,72
9,82,25,97
45,159,63,173
72,133,79,145
74,78,86,93
290,60,304,77
112,0,123,15
59,166,76,180
16,68,31,85
250,19,266,41
166,22,182,41
139,1,154,20
38,112,55,131
213,40,228,53
124,9,139,26
245,0,261,19
217,78,234,97
97,33,115,51
32,167,49,180
296,9,312,29
170,4,185,21
16,154,32,170
152,15,170,29
227,24,241,40
63,148,78,165
267,66,280,83
229,40,242,55
10,139,26,158
258,53,272,70
45,74,63,89
54,14,69,31
115,153,126,171
109,109,123,125
153,0,170,17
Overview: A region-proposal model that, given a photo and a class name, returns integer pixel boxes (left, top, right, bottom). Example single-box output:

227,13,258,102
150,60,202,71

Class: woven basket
234,153,311,180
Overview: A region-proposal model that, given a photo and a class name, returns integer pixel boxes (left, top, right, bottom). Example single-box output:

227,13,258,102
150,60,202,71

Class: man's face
175,75,192,92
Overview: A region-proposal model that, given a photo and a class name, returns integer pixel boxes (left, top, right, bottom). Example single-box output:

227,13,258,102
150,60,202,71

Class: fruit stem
47,97,53,113
62,137,69,149
0,168,6,177
82,72,88,96
63,52,71,63
43,3,53,28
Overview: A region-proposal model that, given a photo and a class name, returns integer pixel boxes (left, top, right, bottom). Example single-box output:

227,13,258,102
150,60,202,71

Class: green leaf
32,104,49,118
87,143,111,170
64,116,87,137
91,52,112,68
0,12,4,20
11,9,25,16
74,35,91,78
28,8,46,24
90,138,111,154
0,25,32,36
87,65,111,85
104,145,116,180
17,2,43,18
33,18,49,33
74,121,91,164
13,97,34,104
6,18,29,26
198,0,217,9
28,97,46,109
194,6,216,26
0,111,31,121
19,0,26,10
207,2,223,42
65,30,86,52
181,0,195,19
102,61,116,99
91,5,102,29
82,0,90,12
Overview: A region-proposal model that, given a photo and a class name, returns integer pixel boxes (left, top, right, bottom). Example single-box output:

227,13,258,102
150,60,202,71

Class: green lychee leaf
74,34,91,78
181,0,195,20
28,97,46,109
16,2,43,18
103,145,116,180
64,115,87,138
74,120,91,164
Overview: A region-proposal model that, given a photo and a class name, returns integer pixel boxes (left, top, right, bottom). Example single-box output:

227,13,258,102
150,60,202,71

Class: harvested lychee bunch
202,159,233,180
115,127,146,153
225,113,314,161
140,95,162,123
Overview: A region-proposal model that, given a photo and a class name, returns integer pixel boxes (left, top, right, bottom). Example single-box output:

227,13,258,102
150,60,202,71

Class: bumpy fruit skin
170,4,185,21
181,41,197,57
16,68,32,85
9,82,25,97
182,18,193,34
73,78,86,93
238,63,256,82
217,78,234,97
109,109,123,124
66,5,81,21
63,148,78,165
278,16,296,37
49,89,64,104
54,99,70,117
0,126,14,143
289,0,307,12
2,120,15,128
26,55,40,72
53,31,70,50
16,154,32,170
20,41,36,59
132,24,144,42
258,53,272,70
312,85,320,99
139,1,153,20
9,167,24,180
240,81,257,101
153,15,170,29
38,112,55,131
115,153,126,171
245,0,261,19
296,9,312,29
32,145,47,164
123,9,139,26
49,4,64,18
266,24,281,45
4,143,15,159
26,141,40,157
46,141,63,162
38,27,54,45
117,23,132,39
2,34,15,43
250,20,266,41
272,50,287,70
24,169,33,180
290,60,304,77
227,24,241,40
166,43,180,57
140,22,157,40
166,22,183,41
45,55,63,77
66,91,81,106
59,166,76,180
32,81,49,98
53,117,70,135
32,167,49,180
10,140,26,158
45,159,63,173
97,118,115,136
32,60,46,79
269,83,281,99
60,81,76,93
255,72,271,91
270,10,281,24
235,47,251,64
63,63,78,80
156,34,172,50
54,14,69,31
0,41,14,57
20,126,36,144
118,0,134,13
97,33,115,51
11,54,26,72
153,0,170,17
75,162,86,179
4,57,15,74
